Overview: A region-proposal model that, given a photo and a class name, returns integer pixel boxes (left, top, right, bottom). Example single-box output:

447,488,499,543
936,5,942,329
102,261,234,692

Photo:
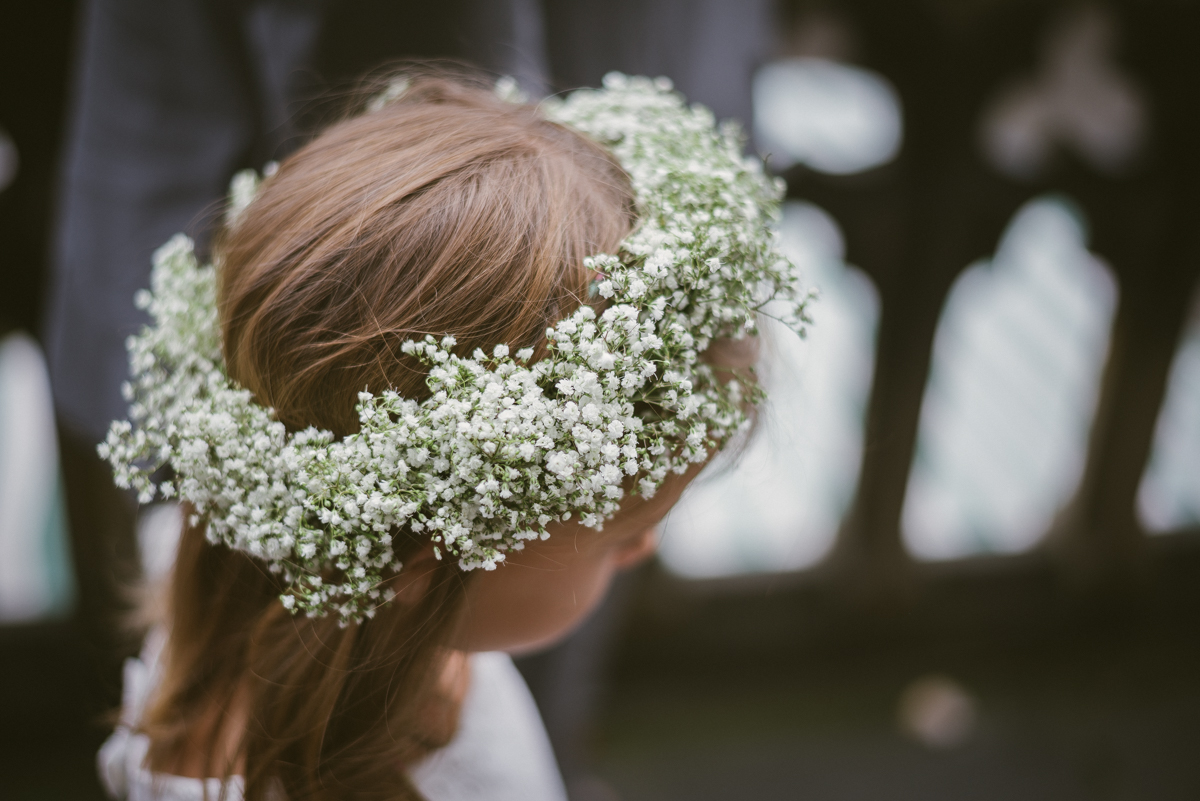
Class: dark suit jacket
42,0,771,443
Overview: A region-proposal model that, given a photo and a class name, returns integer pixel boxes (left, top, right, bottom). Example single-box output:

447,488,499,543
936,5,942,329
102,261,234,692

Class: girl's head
219,75,636,436
145,75,687,800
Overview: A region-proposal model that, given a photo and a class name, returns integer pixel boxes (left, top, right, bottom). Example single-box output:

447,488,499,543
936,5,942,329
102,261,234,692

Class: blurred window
902,197,1117,559
753,57,902,174
0,126,16,193
0,332,74,623
1137,287,1200,533
979,6,1145,180
659,202,878,578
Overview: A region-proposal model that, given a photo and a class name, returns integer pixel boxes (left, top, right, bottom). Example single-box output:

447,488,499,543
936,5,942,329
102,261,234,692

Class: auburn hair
139,74,636,800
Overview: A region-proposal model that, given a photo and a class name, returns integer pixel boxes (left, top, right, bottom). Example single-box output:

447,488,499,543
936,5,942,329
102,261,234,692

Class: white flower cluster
99,74,813,622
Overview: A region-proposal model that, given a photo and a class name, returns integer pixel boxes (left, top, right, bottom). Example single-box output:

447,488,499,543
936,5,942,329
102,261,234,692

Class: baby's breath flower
100,75,813,623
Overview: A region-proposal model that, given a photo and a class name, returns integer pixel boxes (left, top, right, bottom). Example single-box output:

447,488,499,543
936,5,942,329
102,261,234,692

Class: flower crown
100,74,813,622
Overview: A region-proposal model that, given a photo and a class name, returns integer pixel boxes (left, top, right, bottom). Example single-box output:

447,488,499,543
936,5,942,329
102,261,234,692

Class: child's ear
392,543,441,605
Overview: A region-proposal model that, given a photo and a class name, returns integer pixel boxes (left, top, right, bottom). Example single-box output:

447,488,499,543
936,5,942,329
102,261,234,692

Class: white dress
97,631,567,801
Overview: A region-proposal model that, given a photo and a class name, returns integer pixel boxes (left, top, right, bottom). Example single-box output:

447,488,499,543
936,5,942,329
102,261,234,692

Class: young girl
97,72,807,801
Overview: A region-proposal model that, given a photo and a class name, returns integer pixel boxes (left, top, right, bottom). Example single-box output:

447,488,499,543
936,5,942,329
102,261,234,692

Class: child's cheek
452,545,621,655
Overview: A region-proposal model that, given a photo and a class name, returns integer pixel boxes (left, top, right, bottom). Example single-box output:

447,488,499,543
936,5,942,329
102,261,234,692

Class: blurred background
2,1,1198,799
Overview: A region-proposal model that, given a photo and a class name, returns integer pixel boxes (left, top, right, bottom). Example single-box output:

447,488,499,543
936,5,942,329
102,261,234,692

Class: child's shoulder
97,636,565,801
98,627,246,801
411,652,567,801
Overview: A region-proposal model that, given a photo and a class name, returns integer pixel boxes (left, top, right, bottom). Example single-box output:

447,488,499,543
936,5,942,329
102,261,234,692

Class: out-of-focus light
0,332,74,623
1137,289,1200,532
898,674,978,749
0,127,17,193
659,202,878,578
753,57,902,175
903,197,1116,560
138,502,183,582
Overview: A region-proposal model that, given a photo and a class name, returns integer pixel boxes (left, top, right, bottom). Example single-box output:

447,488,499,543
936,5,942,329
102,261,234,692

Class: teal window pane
754,57,902,175
902,197,1117,559
659,202,879,578
1137,288,1200,532
0,333,75,622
